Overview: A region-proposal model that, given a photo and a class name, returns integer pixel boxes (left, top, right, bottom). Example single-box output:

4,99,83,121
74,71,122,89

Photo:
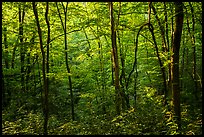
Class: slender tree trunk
148,3,167,105
133,71,137,109
98,41,106,114
164,2,170,53
171,2,184,131
186,2,198,100
164,2,171,103
45,1,50,91
19,3,26,92
109,2,121,115
64,3,74,121
111,51,115,85
168,3,174,98
151,4,167,52
44,2,50,133
82,27,92,58
32,2,48,135
56,2,75,121
116,2,129,111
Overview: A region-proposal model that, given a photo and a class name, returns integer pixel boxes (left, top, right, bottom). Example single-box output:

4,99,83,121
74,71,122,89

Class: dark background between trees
2,2,202,135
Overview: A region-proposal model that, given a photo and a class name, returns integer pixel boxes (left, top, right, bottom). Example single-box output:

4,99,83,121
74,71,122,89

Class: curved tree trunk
149,2,167,105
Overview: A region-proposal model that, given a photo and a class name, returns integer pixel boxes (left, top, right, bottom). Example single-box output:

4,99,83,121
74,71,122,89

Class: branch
49,28,83,44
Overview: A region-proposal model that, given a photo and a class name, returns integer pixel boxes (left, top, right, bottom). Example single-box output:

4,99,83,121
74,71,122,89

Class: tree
45,2,50,127
186,2,198,100
149,2,168,105
171,2,184,131
2,2,202,135
56,2,75,121
109,2,121,115
116,2,130,110
32,2,49,135
19,2,26,93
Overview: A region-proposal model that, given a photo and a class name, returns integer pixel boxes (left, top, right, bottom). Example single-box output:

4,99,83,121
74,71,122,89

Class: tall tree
171,2,184,131
109,2,121,115
149,2,167,105
56,2,75,121
32,2,49,135
116,2,130,110
186,2,198,100
19,2,26,92
168,3,174,97
150,3,168,52
45,2,50,127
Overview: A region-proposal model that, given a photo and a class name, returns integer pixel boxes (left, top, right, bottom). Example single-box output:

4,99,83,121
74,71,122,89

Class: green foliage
2,2,202,135
2,111,44,135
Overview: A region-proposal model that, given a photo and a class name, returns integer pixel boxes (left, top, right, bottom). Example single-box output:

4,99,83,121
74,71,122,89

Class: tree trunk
171,2,184,131
186,2,198,100
168,3,174,98
109,2,121,115
45,2,50,124
32,2,49,135
56,2,75,121
151,4,168,52
19,3,26,92
164,2,170,53
164,2,171,104
148,3,167,105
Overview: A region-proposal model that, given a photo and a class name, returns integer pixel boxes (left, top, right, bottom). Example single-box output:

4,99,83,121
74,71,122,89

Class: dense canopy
2,2,202,135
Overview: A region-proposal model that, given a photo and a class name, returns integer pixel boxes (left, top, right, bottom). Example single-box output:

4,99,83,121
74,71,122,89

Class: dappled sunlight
2,2,202,135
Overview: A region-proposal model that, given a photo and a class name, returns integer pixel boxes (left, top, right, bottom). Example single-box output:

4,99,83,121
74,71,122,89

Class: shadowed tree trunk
32,2,49,135
151,4,168,52
148,2,167,105
56,2,75,121
45,1,50,118
186,2,198,100
19,3,26,92
171,2,184,131
116,2,130,111
168,3,174,98
109,2,121,115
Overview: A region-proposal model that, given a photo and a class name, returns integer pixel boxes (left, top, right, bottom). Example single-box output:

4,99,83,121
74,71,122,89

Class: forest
1,2,202,135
